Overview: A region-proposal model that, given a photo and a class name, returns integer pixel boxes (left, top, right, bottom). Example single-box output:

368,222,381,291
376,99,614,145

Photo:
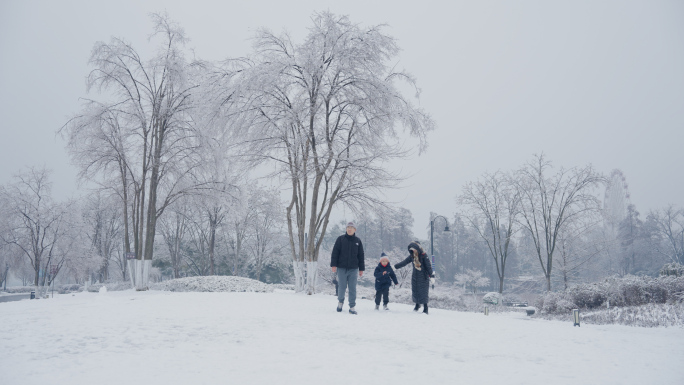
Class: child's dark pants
375,288,389,305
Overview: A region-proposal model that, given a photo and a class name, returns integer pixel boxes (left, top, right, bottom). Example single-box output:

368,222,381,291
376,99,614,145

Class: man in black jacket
330,222,365,314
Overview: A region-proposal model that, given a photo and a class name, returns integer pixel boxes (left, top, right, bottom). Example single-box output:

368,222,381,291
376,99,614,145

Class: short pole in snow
573,309,580,327
484,306,489,316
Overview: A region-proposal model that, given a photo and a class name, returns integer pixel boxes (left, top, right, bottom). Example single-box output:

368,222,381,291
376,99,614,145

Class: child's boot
374,304,379,311
383,304,389,311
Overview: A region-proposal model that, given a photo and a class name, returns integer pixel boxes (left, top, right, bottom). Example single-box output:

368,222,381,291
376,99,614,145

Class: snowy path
1,290,682,385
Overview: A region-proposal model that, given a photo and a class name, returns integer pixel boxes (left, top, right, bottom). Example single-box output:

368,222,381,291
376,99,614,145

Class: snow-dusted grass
2,289,682,385
150,276,275,293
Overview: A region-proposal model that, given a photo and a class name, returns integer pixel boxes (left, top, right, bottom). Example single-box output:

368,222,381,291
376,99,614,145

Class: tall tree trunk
209,210,217,276
33,257,40,287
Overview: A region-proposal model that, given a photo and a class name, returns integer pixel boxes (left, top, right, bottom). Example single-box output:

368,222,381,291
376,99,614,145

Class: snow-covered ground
1,289,682,385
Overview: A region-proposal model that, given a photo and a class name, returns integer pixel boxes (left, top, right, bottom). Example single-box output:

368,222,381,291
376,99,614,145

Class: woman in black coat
393,241,435,314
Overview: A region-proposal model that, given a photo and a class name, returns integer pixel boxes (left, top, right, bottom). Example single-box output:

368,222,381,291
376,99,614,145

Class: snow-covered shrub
604,276,676,306
660,262,684,277
555,299,577,313
544,292,565,313
567,283,606,309
482,292,502,305
656,275,684,304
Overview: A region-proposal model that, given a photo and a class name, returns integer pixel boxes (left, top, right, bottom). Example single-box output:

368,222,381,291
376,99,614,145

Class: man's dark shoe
337,302,343,312
349,307,357,315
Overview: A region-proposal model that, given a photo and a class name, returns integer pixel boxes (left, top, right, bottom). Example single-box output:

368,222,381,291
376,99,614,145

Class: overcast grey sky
1,0,683,235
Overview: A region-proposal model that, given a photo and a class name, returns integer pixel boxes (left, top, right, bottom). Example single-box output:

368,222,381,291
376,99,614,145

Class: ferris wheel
603,169,631,231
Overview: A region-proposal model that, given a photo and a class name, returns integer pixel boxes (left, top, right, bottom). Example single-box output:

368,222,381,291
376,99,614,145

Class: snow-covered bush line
536,275,684,314
150,276,274,293
532,275,684,327
3,285,84,294
3,286,36,294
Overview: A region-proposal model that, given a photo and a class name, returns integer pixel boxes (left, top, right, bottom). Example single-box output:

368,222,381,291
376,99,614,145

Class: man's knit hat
346,222,355,229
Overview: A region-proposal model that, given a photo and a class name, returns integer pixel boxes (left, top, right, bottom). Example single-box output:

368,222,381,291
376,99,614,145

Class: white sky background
1,0,683,236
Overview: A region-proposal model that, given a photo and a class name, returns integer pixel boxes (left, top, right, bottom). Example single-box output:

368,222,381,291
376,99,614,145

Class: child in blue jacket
374,252,399,310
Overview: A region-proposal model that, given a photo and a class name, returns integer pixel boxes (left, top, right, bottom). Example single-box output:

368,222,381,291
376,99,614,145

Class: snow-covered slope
1,290,682,384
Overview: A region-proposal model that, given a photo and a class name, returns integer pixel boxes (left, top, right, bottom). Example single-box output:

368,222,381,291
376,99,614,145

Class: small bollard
573,309,580,327
30,291,35,299
484,306,489,316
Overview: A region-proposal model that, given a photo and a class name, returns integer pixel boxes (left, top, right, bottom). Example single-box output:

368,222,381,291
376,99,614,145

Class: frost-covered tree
224,187,253,277
245,186,286,282
646,205,684,265
553,218,605,290
223,12,434,293
455,269,490,294
81,192,123,282
158,196,191,278
62,14,207,289
514,154,604,291
459,171,520,293
0,243,15,289
0,168,80,291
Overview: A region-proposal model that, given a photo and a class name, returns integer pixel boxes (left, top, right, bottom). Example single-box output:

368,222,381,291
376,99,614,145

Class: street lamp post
430,215,451,288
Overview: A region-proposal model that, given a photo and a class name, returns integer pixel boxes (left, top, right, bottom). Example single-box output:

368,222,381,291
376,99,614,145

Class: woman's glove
430,277,435,285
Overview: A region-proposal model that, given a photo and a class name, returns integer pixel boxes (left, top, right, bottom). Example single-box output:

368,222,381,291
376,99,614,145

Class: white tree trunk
127,260,135,289
293,261,305,293
128,260,152,291
306,261,318,295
